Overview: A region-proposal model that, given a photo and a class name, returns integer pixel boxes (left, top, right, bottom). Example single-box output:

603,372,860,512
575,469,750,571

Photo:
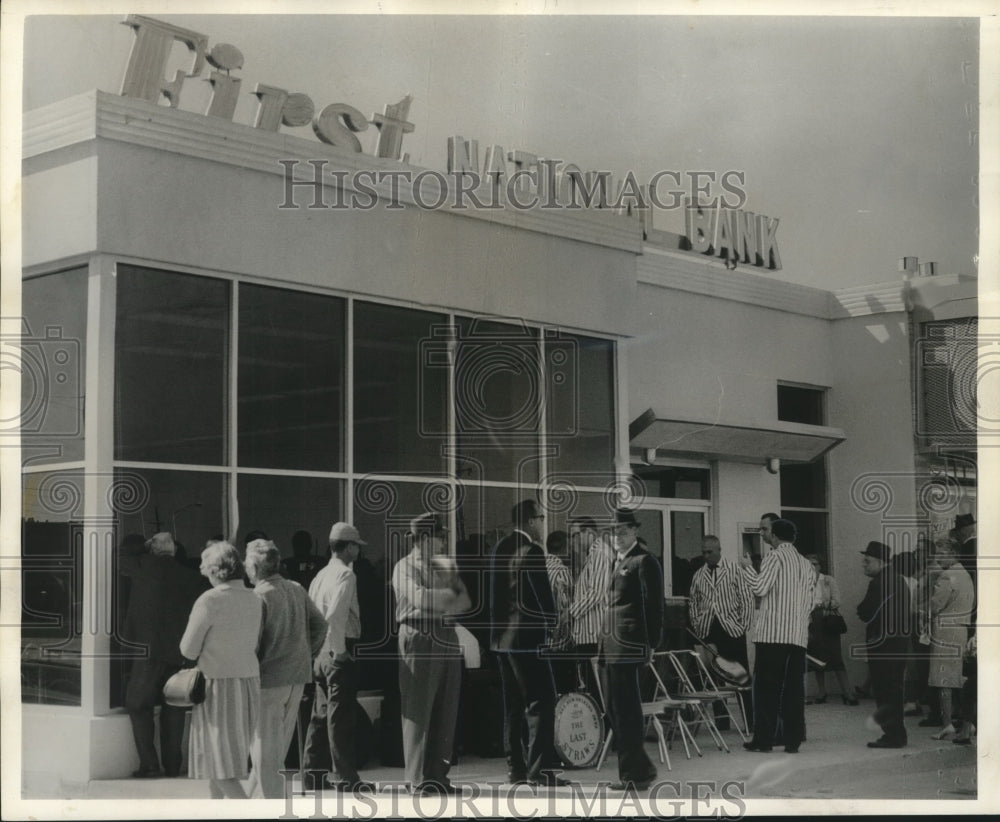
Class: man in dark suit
119,532,207,777
488,499,567,787
598,508,664,791
857,540,912,748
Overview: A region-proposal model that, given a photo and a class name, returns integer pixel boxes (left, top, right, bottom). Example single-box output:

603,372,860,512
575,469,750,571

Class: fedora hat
954,513,975,529
860,541,891,562
613,508,640,527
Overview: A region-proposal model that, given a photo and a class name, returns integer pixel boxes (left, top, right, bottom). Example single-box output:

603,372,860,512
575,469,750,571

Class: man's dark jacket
489,530,557,652
857,565,912,658
599,542,664,662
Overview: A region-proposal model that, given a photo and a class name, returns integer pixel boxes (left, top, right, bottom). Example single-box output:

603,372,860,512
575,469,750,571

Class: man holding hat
857,540,911,748
391,512,470,795
302,522,373,791
598,508,663,791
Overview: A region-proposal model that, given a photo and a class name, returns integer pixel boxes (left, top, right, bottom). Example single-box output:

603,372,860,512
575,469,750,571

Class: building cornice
23,90,642,256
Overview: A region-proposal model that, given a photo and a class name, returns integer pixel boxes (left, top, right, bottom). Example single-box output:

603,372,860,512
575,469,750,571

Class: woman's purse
162,665,206,707
820,607,848,636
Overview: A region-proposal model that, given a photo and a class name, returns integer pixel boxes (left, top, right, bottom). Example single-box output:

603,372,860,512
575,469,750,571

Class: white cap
329,522,366,545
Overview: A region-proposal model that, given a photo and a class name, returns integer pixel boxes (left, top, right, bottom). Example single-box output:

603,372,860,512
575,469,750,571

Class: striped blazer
569,539,614,646
741,543,816,648
688,559,754,639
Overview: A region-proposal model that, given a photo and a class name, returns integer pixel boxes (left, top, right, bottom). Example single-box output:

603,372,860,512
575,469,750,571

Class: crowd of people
117,504,976,796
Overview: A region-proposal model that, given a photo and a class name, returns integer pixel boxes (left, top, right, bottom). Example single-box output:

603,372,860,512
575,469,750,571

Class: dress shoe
609,778,655,791
918,715,943,727
854,686,870,699
531,772,570,788
507,772,529,785
842,695,859,706
330,779,376,792
743,742,773,753
414,781,458,795
931,724,957,740
131,768,164,779
867,738,905,749
784,746,800,753
903,703,923,717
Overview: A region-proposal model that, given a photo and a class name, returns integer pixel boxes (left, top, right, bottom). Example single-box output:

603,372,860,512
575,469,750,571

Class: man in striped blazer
689,535,753,672
738,518,816,753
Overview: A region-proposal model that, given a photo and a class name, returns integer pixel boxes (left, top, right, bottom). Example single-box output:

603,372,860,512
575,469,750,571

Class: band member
739,518,815,754
688,535,753,671
598,508,663,791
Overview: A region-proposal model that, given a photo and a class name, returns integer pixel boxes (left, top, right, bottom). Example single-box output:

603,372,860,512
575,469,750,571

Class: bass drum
553,691,603,769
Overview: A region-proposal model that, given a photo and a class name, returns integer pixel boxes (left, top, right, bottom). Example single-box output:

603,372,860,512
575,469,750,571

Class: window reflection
239,285,345,471
115,266,229,465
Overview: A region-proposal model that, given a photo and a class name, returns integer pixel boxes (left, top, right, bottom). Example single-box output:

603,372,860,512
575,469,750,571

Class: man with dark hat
391,512,470,795
489,499,567,788
598,508,663,791
857,540,911,748
954,513,976,579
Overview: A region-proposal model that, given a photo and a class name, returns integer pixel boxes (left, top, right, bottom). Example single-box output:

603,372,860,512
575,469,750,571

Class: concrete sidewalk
69,700,975,801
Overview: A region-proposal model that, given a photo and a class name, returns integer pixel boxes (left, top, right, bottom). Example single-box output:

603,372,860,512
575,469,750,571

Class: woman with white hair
245,539,328,798
180,541,262,798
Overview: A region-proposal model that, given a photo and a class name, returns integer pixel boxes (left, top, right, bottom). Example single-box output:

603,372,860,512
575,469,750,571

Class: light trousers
248,682,305,798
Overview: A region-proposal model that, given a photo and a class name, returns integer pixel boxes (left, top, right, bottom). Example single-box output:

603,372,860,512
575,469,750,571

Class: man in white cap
391,512,470,795
302,522,374,792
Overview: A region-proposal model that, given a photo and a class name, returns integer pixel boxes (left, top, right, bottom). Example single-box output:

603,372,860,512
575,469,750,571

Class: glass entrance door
631,504,709,597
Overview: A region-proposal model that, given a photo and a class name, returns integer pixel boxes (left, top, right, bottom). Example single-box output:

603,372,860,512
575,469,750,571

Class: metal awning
629,408,846,464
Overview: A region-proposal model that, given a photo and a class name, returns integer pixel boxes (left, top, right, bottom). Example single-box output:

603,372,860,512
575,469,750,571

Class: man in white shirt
302,522,373,792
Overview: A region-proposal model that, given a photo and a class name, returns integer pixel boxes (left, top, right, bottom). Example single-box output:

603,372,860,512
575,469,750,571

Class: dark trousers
869,658,907,744
904,633,931,705
705,620,750,727
125,659,186,775
601,662,656,783
302,651,360,784
751,643,806,749
496,651,559,779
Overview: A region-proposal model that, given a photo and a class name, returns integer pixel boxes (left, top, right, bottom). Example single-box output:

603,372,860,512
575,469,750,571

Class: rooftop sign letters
118,14,781,270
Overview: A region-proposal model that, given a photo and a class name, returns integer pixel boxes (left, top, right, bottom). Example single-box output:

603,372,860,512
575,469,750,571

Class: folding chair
657,651,731,753
589,657,700,770
685,648,751,741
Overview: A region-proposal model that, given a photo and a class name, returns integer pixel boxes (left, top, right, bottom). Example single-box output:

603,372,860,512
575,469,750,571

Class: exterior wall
827,309,916,685
629,260,834,427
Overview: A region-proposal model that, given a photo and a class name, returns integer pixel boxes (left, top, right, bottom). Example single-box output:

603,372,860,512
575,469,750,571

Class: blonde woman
180,541,262,799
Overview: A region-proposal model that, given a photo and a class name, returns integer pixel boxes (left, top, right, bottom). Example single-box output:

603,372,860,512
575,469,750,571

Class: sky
18,9,984,290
